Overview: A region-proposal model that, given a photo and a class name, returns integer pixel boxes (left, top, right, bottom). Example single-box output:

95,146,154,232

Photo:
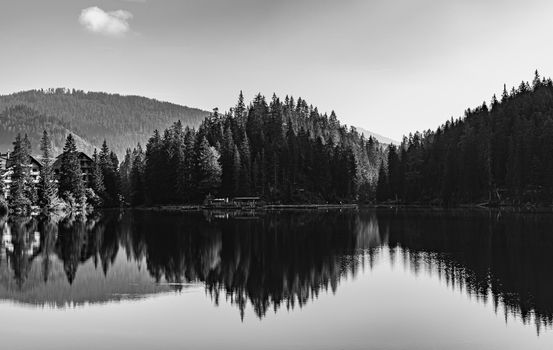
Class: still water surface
0,209,552,349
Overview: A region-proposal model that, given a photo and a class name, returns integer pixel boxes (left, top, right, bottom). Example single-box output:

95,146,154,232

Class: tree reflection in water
377,209,553,334
0,209,551,331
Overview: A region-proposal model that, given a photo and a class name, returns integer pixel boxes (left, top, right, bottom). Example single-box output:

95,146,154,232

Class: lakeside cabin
52,152,95,187
233,197,261,209
0,150,95,198
0,153,43,197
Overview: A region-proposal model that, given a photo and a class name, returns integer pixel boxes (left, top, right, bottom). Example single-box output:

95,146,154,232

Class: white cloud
79,7,133,37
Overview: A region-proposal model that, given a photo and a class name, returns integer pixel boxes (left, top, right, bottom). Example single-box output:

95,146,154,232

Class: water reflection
377,209,553,333
0,209,552,332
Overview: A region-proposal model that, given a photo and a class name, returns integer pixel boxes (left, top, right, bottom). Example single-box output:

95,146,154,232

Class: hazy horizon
2,0,553,140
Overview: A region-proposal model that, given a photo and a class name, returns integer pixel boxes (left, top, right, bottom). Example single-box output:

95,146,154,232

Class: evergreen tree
9,133,33,208
220,125,236,196
90,149,105,196
119,149,132,201
130,144,145,205
37,130,58,208
58,134,85,203
376,161,389,202
98,140,120,206
238,133,252,195
196,136,222,195
145,130,163,204
232,144,241,194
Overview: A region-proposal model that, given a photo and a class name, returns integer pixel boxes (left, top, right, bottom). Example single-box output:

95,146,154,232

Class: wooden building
0,153,43,197
232,197,261,208
52,152,95,187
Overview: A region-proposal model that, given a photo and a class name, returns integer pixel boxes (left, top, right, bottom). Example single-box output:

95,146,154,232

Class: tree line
119,92,386,205
377,71,553,205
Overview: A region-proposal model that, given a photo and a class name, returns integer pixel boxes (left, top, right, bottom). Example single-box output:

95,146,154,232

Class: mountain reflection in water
0,209,551,332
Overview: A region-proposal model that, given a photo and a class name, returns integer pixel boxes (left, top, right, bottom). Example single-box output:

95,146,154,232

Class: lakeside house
52,152,95,187
0,152,43,197
233,197,261,208
0,151,95,198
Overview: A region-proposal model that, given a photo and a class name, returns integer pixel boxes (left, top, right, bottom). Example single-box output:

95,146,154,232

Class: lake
0,209,552,349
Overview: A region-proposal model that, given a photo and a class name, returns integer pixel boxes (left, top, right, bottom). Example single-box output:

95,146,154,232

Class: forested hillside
120,93,386,204
377,71,553,205
0,89,209,155
0,105,94,155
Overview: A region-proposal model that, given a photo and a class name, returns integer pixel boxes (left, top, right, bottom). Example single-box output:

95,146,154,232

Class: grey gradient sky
1,0,553,140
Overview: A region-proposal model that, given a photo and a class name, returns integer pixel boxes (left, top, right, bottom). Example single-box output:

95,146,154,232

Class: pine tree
182,129,197,201
98,140,120,206
119,149,132,201
38,130,58,208
234,90,247,127
130,144,145,205
22,134,37,204
238,133,252,195
532,70,541,89
59,134,85,204
90,149,105,195
197,136,222,195
9,134,32,209
376,161,389,201
232,144,241,194
145,130,163,204
220,125,236,196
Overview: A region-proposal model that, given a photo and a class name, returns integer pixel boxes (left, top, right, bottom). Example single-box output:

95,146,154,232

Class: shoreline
133,203,359,212
125,202,553,213
365,203,553,213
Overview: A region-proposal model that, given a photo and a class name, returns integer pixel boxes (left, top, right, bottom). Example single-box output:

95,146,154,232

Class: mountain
0,88,209,156
355,126,398,145
0,105,95,155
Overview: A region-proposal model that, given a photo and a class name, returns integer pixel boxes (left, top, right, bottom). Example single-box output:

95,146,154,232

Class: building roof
52,152,93,169
5,155,43,169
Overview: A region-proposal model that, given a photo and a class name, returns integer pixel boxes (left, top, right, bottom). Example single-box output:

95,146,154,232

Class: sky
2,0,553,140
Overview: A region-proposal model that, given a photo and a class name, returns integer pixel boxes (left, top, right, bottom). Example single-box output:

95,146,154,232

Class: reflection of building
52,152,94,187
0,152,43,197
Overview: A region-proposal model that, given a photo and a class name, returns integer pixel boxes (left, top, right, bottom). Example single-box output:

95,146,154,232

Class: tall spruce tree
59,134,85,203
98,140,120,206
197,136,222,195
376,161,389,202
38,130,58,208
9,133,33,208
90,149,105,196
130,144,145,205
